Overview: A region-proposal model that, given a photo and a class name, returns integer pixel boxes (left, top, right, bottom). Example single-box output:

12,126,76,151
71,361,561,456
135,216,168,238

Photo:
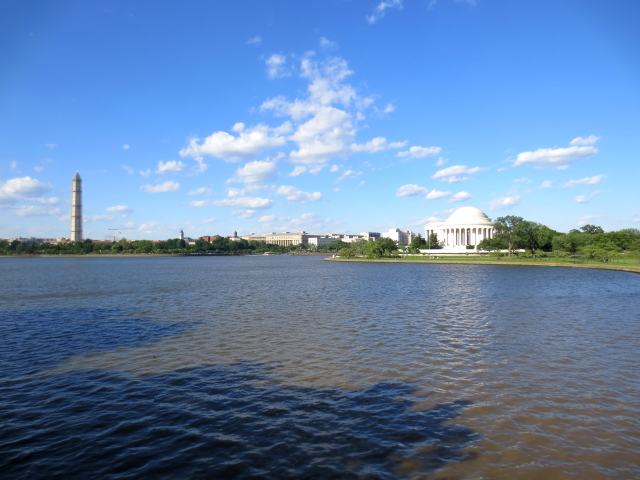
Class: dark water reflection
1,256,639,479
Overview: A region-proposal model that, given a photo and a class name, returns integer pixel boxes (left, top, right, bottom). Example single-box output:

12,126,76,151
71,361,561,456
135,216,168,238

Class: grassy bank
325,256,640,275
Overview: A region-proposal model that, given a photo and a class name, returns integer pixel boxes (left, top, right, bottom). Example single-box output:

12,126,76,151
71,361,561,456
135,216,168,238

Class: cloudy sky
1,0,639,240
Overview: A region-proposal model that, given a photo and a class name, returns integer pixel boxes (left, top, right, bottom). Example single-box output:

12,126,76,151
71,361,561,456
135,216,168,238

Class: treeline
476,216,640,260
0,236,356,256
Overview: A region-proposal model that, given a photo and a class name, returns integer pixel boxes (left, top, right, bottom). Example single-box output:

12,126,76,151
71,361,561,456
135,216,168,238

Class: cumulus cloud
426,189,451,200
575,191,601,203
436,157,448,166
320,37,338,50
366,0,402,24
490,195,521,210
139,169,151,178
140,181,180,193
336,169,362,182
122,165,134,174
563,175,605,187
228,160,278,184
396,184,428,197
513,178,531,183
106,205,133,216
540,180,552,189
513,145,597,169
570,135,600,146
0,176,52,205
203,218,217,223
83,215,113,223
276,185,323,203
189,200,209,207
247,35,262,45
397,145,442,160
259,214,276,222
213,196,273,209
432,165,482,183
330,164,340,173
33,166,44,172
188,187,211,196
288,166,306,176
122,144,130,149
13,206,61,216
266,54,291,79
232,209,259,218
156,160,187,174
179,123,286,164
45,143,57,149
448,191,472,203
352,137,406,153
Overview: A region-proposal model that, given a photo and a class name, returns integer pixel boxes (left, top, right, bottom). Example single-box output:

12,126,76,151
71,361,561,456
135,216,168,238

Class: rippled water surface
1,256,639,479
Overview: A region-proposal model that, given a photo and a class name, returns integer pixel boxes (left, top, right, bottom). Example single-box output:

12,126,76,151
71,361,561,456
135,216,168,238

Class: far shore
324,257,640,275
0,252,332,258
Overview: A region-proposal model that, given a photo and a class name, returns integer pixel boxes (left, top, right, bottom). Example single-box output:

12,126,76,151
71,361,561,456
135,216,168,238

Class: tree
409,234,427,253
338,247,354,258
580,224,604,235
427,232,440,249
518,222,554,256
493,216,524,258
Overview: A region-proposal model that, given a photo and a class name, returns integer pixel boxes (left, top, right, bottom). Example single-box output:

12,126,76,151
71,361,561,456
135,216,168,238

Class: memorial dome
445,206,492,224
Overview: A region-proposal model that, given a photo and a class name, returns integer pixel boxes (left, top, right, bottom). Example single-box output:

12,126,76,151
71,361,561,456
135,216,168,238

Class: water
1,255,639,479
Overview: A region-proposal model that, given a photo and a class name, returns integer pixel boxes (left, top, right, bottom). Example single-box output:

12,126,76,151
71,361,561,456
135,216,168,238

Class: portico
424,207,495,251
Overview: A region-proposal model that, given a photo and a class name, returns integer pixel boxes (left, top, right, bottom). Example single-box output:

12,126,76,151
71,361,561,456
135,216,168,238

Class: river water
1,255,639,479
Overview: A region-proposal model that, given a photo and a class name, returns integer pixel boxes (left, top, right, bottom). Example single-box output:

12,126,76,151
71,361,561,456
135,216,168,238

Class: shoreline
0,252,332,258
324,257,640,275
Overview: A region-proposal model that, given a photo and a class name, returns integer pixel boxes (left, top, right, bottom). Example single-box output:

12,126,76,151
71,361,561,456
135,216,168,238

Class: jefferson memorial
424,207,495,252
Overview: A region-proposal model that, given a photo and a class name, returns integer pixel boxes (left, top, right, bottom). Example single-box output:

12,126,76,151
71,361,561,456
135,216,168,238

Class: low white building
424,207,495,252
382,228,415,246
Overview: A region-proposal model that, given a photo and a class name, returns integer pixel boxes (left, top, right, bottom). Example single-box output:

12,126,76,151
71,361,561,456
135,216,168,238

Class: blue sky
1,0,639,240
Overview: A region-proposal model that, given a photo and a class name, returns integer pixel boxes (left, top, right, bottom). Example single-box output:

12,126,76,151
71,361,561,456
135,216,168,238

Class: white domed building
424,207,495,252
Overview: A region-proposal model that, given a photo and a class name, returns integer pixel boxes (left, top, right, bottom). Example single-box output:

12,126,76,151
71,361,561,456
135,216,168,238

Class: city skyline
1,1,639,240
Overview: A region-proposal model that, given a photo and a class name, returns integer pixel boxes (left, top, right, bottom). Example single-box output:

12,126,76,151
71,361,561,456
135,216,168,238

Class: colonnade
425,227,493,248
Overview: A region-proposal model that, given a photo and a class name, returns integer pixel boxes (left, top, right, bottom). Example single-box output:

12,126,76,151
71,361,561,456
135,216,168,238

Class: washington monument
70,172,82,242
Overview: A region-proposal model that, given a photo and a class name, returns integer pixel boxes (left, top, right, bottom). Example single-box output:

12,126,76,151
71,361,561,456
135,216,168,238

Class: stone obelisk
70,172,82,242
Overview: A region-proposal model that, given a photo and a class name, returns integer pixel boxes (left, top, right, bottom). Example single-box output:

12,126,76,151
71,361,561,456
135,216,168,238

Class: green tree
409,234,427,253
493,215,524,258
427,232,440,249
338,247,355,258
580,224,604,235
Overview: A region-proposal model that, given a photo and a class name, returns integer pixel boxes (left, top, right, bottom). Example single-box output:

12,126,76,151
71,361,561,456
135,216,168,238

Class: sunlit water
1,255,639,479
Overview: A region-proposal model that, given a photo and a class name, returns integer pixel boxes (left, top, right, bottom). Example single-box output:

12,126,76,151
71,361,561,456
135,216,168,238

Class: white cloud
180,123,286,164
83,214,113,223
366,0,402,24
13,206,61,216
106,206,133,216
497,167,508,172
575,190,601,203
330,164,340,172
45,143,57,149
188,187,211,195
156,160,187,174
563,175,605,187
490,195,521,210
513,145,597,169
259,214,276,222
229,160,278,184
426,189,451,200
397,145,442,160
570,135,600,146
432,165,482,183
396,184,428,197
581,215,602,220
213,196,273,209
288,166,306,176
247,35,262,45
0,176,52,205
33,166,44,172
382,103,394,113
448,191,473,203
276,185,323,203
352,137,406,153
336,169,362,182
232,209,259,218
513,178,531,183
139,169,151,178
320,37,338,50
333,188,340,192
122,144,130,149
266,54,291,79
540,180,552,189
140,181,180,193
36,197,59,204
203,218,217,223
436,157,448,166
122,165,134,174
189,200,209,207
9,160,18,170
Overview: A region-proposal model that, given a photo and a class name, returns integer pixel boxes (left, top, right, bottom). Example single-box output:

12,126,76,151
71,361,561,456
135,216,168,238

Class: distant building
382,228,415,246
307,236,335,247
70,172,82,242
179,229,184,240
424,207,495,251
